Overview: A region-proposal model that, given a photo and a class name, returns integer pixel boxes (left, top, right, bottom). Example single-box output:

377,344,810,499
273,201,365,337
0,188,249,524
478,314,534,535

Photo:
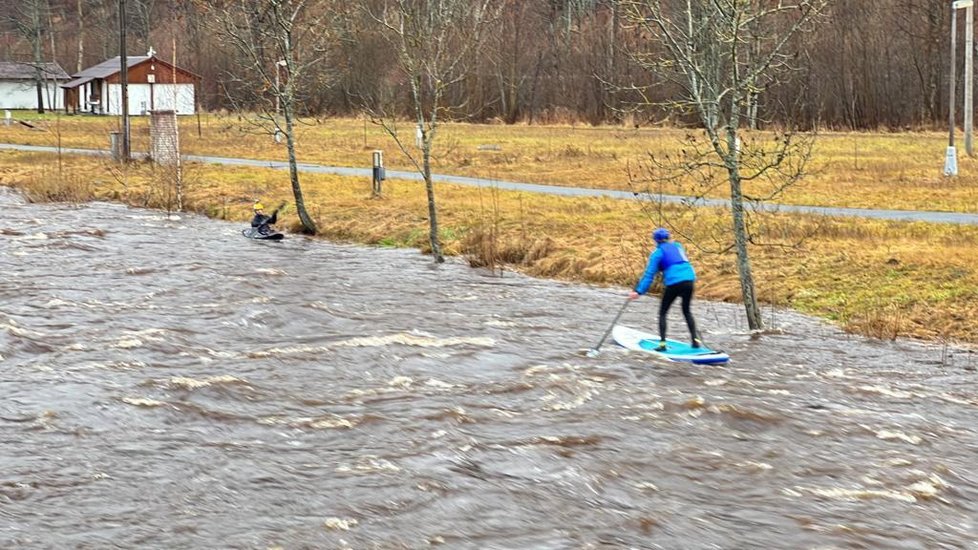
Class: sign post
947,0,974,175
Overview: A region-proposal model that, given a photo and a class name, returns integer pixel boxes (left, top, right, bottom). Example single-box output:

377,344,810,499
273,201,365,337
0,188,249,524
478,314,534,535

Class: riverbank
3,144,978,345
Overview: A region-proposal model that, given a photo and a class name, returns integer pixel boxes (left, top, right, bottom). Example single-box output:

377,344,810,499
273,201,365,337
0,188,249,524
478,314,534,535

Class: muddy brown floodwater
1,188,976,549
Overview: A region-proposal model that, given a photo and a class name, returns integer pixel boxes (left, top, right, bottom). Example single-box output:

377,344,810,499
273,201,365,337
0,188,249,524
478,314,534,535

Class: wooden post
372,150,384,197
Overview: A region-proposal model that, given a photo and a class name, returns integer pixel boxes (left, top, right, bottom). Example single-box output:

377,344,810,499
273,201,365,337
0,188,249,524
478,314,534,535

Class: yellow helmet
253,202,264,211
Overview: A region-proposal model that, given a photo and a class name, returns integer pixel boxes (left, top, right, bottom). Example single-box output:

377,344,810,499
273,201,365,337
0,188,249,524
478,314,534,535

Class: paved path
4,142,978,225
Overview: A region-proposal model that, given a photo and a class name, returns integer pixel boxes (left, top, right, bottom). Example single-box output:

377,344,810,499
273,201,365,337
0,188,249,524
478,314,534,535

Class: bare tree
620,0,828,331
203,0,339,234
75,0,85,72
1,0,51,113
3,0,962,130
896,0,946,124
357,0,499,263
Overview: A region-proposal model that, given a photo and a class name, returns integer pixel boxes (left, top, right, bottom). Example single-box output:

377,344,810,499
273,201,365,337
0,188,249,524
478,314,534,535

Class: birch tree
203,0,336,234
357,0,499,263
620,0,828,330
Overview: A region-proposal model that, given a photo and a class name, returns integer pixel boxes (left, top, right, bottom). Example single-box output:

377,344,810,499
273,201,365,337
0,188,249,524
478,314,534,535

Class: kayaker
251,201,280,236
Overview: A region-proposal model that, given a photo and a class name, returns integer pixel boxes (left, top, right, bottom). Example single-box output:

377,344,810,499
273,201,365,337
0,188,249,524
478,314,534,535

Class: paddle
271,201,287,219
585,297,631,358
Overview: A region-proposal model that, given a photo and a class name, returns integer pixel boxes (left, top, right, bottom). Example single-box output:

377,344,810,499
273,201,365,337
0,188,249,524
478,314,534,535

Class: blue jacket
635,241,696,294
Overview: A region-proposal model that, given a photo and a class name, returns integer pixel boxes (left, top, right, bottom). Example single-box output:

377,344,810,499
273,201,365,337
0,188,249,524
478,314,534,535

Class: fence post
371,150,385,197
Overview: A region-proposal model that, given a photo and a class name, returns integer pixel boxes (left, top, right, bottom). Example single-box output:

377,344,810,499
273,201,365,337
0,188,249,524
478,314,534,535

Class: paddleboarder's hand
628,290,640,301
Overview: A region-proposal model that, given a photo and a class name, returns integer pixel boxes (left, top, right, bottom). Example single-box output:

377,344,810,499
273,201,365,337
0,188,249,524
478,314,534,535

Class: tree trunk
76,0,84,73
35,76,45,114
283,101,317,234
422,139,444,263
33,8,45,114
727,169,763,330
722,80,764,329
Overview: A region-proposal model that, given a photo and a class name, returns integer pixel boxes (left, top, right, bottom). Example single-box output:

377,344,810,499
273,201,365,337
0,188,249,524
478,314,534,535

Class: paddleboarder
628,227,701,350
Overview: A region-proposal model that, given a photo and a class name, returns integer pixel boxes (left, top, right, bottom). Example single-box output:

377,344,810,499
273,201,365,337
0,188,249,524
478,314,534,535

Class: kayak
241,228,284,240
612,324,729,365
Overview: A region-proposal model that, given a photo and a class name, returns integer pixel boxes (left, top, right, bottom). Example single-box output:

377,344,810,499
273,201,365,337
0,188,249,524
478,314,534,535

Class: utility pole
119,0,130,162
967,4,975,156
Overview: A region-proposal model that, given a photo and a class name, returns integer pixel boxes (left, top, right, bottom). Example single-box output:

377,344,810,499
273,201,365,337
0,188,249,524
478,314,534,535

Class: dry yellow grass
3,114,978,345
3,114,978,212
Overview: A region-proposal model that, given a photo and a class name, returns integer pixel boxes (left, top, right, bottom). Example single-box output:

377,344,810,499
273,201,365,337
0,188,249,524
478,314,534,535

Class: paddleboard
612,325,729,365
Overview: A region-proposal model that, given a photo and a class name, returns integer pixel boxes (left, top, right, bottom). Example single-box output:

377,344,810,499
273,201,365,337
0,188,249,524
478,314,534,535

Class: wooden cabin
62,51,199,115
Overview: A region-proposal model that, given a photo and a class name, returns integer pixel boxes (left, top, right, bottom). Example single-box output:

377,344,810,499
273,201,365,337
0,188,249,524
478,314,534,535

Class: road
4,142,978,225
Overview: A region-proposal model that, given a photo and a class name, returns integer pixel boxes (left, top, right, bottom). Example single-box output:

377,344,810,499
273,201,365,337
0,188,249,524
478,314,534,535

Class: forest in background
0,0,959,130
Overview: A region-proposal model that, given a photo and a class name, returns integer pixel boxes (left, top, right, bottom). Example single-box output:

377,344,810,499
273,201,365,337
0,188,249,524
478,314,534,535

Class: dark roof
0,61,70,80
61,76,96,89
73,56,151,79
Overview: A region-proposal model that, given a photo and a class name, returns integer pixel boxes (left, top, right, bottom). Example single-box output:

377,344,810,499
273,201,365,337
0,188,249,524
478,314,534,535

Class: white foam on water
875,429,923,445
856,385,916,399
389,375,413,388
485,319,518,328
123,397,166,407
249,344,331,358
323,517,358,531
92,360,148,370
333,331,495,349
334,455,401,474
113,338,143,349
1,320,46,339
424,378,459,389
40,298,85,309
906,474,948,499
785,471,948,504
258,415,356,429
254,267,287,276
935,392,978,406
738,461,774,472
541,385,596,411
167,375,248,390
126,213,182,221
785,485,917,503
308,416,355,429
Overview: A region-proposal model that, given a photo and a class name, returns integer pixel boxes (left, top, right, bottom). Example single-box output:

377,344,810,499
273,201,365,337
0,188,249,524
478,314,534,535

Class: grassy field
2,113,978,346
3,112,978,212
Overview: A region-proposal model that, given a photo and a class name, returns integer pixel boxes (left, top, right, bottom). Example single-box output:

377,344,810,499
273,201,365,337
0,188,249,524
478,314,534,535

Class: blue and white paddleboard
612,325,729,365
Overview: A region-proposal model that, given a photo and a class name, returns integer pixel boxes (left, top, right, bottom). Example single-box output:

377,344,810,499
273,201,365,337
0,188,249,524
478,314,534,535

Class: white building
62,52,198,116
0,62,69,110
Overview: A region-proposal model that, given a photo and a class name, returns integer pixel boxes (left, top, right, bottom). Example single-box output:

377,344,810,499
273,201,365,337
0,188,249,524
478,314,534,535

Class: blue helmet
652,227,670,242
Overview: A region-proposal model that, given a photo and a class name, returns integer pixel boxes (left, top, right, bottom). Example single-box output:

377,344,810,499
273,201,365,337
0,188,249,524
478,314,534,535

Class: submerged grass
3,115,978,345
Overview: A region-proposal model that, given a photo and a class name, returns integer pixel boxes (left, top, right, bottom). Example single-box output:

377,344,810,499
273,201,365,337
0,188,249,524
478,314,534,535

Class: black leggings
659,280,698,342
